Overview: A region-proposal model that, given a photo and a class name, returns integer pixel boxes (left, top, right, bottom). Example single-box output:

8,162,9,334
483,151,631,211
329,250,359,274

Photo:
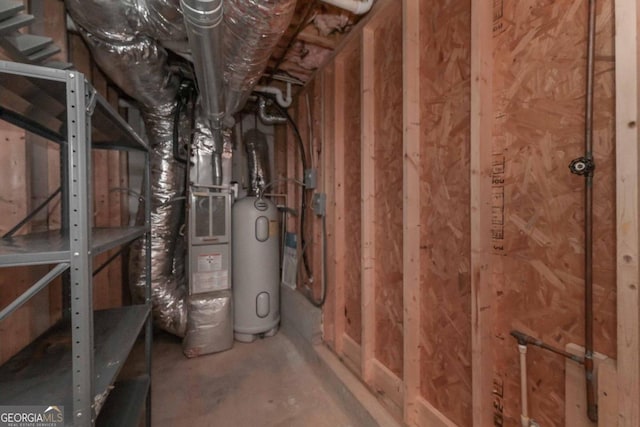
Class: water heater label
198,253,222,272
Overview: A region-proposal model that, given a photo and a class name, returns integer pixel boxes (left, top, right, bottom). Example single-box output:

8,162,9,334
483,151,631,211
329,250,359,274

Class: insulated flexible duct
65,0,187,43
244,128,271,196
191,103,224,186
223,0,297,115
77,29,178,109
66,0,189,336
129,105,189,337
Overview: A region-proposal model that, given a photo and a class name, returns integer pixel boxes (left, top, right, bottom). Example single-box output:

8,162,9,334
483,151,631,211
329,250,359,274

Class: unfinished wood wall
278,0,639,425
0,0,67,364
479,0,616,425
0,3,129,363
340,40,364,347
419,1,472,425
370,6,404,382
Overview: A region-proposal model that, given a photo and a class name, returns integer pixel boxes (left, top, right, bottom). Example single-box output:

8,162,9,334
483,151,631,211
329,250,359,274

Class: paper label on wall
198,253,222,272
282,248,297,289
192,270,229,293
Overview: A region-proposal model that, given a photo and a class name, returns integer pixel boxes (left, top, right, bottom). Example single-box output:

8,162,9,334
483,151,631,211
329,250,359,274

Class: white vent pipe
254,82,292,108
320,0,374,15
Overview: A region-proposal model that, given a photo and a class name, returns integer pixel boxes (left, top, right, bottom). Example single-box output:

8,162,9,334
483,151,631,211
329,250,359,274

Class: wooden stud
333,55,347,357
361,23,376,385
371,359,404,420
470,0,494,426
342,333,363,375
341,38,364,346
597,359,619,427
402,0,422,424
321,64,337,349
614,0,640,424
286,115,297,234
416,397,457,427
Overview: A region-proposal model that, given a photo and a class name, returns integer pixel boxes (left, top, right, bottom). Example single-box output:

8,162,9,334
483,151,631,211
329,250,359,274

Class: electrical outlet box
304,168,317,189
312,192,326,216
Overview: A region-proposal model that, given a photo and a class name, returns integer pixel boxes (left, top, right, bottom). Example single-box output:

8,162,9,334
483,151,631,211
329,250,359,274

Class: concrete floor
151,331,356,427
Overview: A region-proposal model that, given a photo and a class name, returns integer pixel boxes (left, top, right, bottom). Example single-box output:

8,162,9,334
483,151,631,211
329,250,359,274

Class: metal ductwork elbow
180,0,225,129
244,128,272,195
257,97,287,125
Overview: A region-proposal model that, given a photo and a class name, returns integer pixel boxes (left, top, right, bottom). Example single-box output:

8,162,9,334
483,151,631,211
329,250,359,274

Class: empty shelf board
0,226,147,267
96,375,150,427
0,60,149,151
0,305,150,425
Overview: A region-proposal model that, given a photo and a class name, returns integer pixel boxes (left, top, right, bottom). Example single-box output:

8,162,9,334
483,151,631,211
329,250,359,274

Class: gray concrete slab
152,332,356,427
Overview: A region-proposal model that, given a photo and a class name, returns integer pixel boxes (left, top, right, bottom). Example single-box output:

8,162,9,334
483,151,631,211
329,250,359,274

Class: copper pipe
584,0,597,422
510,330,585,364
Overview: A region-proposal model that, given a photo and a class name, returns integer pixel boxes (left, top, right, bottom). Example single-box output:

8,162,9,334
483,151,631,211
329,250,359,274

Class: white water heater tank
232,196,280,342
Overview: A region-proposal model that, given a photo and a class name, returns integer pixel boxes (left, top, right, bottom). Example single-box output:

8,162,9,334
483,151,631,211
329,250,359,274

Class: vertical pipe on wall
180,0,225,129
583,0,597,421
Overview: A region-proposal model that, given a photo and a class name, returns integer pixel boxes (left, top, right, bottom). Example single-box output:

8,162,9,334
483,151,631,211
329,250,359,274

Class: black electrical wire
304,214,327,308
269,99,313,281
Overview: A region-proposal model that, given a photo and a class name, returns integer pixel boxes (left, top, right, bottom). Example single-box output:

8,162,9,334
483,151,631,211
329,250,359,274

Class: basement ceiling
263,0,364,85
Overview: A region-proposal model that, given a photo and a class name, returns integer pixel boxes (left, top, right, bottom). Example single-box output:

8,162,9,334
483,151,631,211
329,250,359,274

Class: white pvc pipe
320,0,375,14
518,344,530,427
254,82,292,108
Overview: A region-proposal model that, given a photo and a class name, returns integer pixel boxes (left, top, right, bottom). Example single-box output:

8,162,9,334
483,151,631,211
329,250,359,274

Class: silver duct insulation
183,291,233,357
257,97,287,125
244,128,271,196
222,129,233,187
190,103,223,186
77,29,178,109
65,0,186,43
66,0,294,343
180,0,225,127
67,0,189,336
223,0,297,115
129,106,189,337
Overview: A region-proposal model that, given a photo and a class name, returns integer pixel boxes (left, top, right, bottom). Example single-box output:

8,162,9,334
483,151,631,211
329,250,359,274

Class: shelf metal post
66,71,94,426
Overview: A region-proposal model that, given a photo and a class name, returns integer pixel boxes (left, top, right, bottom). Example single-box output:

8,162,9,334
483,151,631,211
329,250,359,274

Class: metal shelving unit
0,60,152,426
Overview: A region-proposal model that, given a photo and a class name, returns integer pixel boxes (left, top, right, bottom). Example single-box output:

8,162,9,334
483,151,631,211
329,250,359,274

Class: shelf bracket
2,186,62,239
86,86,97,115
0,262,69,321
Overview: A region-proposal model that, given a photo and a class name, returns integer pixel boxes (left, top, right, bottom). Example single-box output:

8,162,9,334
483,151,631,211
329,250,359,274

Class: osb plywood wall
0,0,67,365
277,0,630,425
419,0,472,425
372,6,403,379
341,40,364,344
490,0,615,425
